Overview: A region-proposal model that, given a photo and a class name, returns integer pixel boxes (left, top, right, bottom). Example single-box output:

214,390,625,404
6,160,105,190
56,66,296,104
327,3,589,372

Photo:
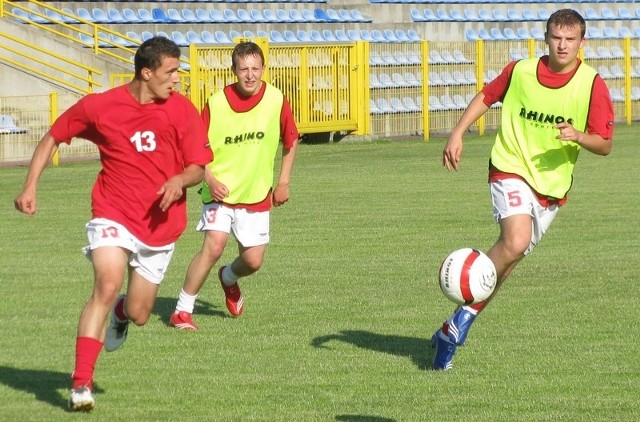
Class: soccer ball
439,248,497,305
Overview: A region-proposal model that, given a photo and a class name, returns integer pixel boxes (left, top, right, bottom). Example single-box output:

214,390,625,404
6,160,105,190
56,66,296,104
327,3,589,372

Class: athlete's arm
272,139,298,207
14,131,59,215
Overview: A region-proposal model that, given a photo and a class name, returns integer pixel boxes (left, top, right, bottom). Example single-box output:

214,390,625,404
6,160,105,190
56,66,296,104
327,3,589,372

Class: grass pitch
0,125,638,421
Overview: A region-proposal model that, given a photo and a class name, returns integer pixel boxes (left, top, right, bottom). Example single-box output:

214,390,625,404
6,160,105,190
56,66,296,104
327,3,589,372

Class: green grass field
1,125,638,421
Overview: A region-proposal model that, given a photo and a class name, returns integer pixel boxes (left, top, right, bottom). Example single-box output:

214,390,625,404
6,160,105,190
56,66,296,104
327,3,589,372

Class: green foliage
0,126,638,421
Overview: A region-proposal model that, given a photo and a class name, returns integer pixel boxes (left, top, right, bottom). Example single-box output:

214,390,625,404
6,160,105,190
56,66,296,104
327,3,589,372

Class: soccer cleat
170,311,199,331
431,329,457,371
68,385,95,412
104,294,129,352
445,307,477,346
218,266,244,317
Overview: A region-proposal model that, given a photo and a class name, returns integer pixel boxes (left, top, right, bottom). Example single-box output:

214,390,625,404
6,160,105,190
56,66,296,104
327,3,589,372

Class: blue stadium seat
296,29,311,42
618,26,633,38
322,29,337,42
222,9,240,23
429,95,445,112
76,8,94,23
141,31,154,42
270,30,285,43
477,28,494,41
395,29,410,42
436,9,452,21
351,9,371,23
201,30,215,44
490,28,507,41
465,28,478,41
603,26,617,38
229,30,241,42
186,30,203,44
137,9,156,23
209,9,225,23
464,9,480,22
106,8,125,24
60,8,79,24
151,8,171,23
276,8,293,23
403,97,421,112
516,27,530,40
324,9,343,22
371,30,386,42
310,30,324,42
335,29,349,41
125,31,142,45
537,9,550,21
584,8,600,21
530,27,544,40
313,8,331,22
301,9,320,23
166,9,185,23
91,8,110,24
492,9,508,22
449,10,465,22
193,9,211,23
243,30,255,39
338,9,352,22
121,8,140,24
406,29,421,41
289,9,305,23
521,9,537,22
347,29,360,41
600,7,616,21
410,9,425,22
283,30,298,42
181,9,199,23
262,9,277,23
506,9,523,21
215,31,231,43
236,9,252,23
172,31,188,47
383,29,399,42
617,7,633,20
478,9,492,22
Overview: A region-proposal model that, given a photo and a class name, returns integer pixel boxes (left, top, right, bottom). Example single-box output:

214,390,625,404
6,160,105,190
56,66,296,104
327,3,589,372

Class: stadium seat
538,9,550,21
137,9,156,23
516,27,530,40
507,9,523,21
201,30,215,44
440,71,457,86
617,7,633,20
610,45,625,59
371,30,386,43
236,9,252,23
301,9,320,23
76,8,94,23
209,9,225,23
428,71,444,86
322,30,337,42
313,8,331,22
181,9,198,23
141,31,154,42
325,9,343,22
492,9,508,22
347,29,360,41
402,97,421,112
464,9,480,22
449,10,465,22
465,28,478,41
229,30,241,42
530,27,544,40
151,8,170,23
464,70,477,85
360,30,374,42
338,9,352,22
276,8,293,23
106,8,125,24
477,28,494,41
270,30,285,43
0,115,28,134
369,73,383,89
166,9,185,23
194,9,212,23
369,51,385,66
429,95,445,112
521,9,537,22
335,29,349,42
186,30,203,44
403,72,420,87
351,9,371,23
490,28,507,41
249,9,266,23
395,29,411,42
406,29,421,41
411,9,427,22
478,10,492,22
381,51,398,65
289,9,305,23
222,9,240,23
60,8,79,24
383,29,399,42
172,31,188,47
584,8,600,21
215,31,231,43
588,27,605,39
310,30,324,42
436,9,452,21
610,64,624,79
125,31,143,45
91,8,111,23
429,50,445,65
297,30,311,42
376,98,396,114
283,30,298,42
453,50,472,64
390,97,409,113
391,73,409,87
369,99,383,115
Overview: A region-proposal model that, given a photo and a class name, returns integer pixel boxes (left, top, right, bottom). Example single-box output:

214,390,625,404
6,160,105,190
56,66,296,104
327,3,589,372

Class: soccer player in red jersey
432,9,614,370
170,41,299,329
14,37,213,410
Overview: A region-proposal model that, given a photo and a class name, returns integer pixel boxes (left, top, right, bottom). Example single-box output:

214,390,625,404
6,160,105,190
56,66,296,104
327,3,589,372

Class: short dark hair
231,41,265,69
134,36,181,78
546,9,586,39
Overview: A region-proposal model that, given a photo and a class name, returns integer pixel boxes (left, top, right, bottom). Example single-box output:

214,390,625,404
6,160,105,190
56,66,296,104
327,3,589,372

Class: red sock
72,337,103,389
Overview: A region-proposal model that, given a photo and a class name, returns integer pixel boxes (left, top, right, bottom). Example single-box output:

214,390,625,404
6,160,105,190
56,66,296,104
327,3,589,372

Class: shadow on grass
311,330,435,370
153,296,227,326
0,366,105,410
336,415,396,422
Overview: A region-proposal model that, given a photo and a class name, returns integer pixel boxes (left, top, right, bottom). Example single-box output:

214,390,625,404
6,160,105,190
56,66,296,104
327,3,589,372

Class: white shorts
83,218,175,284
196,203,270,247
490,178,559,255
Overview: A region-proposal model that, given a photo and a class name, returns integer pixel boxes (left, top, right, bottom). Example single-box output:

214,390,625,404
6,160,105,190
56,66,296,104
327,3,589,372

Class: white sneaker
104,295,129,352
68,386,95,411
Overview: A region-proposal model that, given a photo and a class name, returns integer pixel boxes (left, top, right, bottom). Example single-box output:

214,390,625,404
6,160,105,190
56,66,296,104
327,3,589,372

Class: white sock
461,306,479,316
175,289,198,314
221,265,240,287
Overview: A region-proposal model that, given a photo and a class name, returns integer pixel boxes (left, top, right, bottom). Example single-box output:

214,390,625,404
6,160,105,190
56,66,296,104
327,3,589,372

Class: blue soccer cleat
445,307,477,346
431,329,456,371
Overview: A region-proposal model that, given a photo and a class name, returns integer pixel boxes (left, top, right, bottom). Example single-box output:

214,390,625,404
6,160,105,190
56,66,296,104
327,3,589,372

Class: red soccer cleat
218,266,244,317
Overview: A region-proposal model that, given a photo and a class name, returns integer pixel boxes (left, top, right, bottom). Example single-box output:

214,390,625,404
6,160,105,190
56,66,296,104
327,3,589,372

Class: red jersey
482,56,614,206
201,82,299,211
50,85,213,246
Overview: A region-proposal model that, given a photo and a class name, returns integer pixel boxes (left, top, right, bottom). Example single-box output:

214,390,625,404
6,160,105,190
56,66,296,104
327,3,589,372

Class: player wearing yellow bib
171,42,299,329
432,9,614,370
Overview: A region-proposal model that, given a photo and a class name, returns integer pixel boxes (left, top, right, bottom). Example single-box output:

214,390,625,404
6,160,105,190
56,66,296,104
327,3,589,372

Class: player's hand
555,122,581,143
209,180,229,202
272,183,290,207
442,136,463,172
157,177,185,212
14,191,37,215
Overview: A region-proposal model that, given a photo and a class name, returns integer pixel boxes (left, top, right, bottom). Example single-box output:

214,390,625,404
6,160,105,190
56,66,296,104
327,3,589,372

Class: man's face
146,55,181,101
233,54,264,97
545,23,585,73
